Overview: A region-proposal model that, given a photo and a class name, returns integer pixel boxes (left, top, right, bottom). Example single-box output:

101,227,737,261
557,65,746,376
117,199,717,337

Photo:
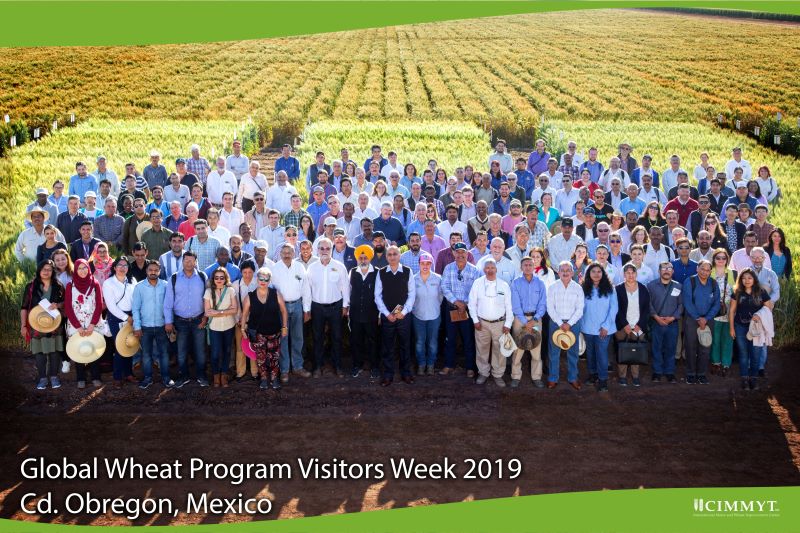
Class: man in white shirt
468,258,513,387
437,204,468,244
559,140,584,168
271,243,312,382
546,217,583,267
488,140,514,174
643,226,675,271
206,208,231,246
257,209,285,258
337,202,361,244
238,161,268,212
546,261,585,389
374,245,416,386
15,208,66,262
264,170,295,215
599,157,630,192
164,172,190,208
94,155,120,199
531,173,558,206
660,154,686,193
353,192,378,221
303,237,350,377
638,173,666,207
206,157,238,206
555,176,580,215
725,147,752,182
380,151,404,179
218,192,244,235
337,177,359,207
225,140,250,181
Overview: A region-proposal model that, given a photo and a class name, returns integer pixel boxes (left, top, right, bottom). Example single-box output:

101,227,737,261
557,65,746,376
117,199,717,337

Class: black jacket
615,282,651,332
69,237,102,262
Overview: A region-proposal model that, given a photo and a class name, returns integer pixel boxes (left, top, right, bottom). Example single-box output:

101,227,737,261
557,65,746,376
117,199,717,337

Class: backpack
171,270,208,296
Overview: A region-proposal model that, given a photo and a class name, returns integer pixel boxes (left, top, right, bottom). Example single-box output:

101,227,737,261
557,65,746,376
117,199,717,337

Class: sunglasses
257,276,270,282
213,276,226,280
598,229,609,233
318,247,331,251
609,239,622,244
255,198,264,202
714,256,727,261
286,233,297,237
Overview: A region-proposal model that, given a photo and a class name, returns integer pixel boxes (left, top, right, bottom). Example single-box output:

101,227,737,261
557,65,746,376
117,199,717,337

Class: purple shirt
420,234,448,263
527,150,551,177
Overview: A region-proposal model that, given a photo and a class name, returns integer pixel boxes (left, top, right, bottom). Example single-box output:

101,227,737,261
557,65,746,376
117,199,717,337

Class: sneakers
164,379,175,388
259,379,269,390
597,380,609,392
667,374,677,384
476,375,488,385
426,366,435,376
139,379,152,390
175,378,190,388
618,378,628,387
370,368,381,379
493,377,506,388
533,379,545,389
280,372,289,384
510,379,520,388
50,376,61,389
351,367,362,378
197,378,209,387
632,378,641,388
292,368,311,378
91,379,102,387
584,373,598,385
697,375,709,385
272,378,282,390
36,378,48,390
749,378,760,391
686,375,696,385
77,380,86,389
61,360,71,374
651,373,661,382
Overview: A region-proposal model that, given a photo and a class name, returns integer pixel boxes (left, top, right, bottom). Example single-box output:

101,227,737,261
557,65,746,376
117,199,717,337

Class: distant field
2,10,800,144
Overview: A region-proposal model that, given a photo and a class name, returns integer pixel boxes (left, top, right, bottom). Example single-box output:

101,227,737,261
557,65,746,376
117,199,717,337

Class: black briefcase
617,340,649,365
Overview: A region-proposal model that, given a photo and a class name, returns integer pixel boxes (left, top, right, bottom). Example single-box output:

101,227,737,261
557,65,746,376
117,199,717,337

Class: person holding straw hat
65,259,108,389
103,256,137,388
21,260,66,390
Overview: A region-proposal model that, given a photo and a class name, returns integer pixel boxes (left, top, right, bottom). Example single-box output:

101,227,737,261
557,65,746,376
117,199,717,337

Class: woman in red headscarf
65,259,108,389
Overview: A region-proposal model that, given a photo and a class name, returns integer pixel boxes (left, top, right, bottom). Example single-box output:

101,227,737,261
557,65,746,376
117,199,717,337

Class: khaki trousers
511,318,542,380
615,331,641,379
234,327,259,378
474,319,506,378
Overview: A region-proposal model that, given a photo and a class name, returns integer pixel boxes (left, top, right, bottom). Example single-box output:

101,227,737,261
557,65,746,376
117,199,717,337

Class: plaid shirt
529,220,551,248
282,209,307,229
93,214,125,247
557,164,581,181
186,157,211,184
441,261,480,304
400,249,422,275
184,235,221,271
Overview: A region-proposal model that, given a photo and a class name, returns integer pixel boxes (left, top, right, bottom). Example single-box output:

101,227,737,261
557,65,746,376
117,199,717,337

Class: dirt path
1,348,798,525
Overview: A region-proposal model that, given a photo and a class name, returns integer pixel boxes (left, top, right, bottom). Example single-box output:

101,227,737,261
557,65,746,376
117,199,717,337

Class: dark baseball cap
582,207,596,215
453,242,468,251
175,158,186,165
561,217,574,227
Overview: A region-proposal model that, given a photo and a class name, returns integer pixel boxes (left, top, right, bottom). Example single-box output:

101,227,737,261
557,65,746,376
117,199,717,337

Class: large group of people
17,138,792,392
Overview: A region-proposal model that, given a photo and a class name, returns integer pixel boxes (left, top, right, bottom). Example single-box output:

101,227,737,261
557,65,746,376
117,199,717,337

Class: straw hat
241,337,256,360
515,328,541,351
578,333,586,356
66,332,106,364
697,326,713,347
28,306,61,333
25,207,50,223
499,332,517,358
114,322,140,357
135,221,153,240
551,329,576,350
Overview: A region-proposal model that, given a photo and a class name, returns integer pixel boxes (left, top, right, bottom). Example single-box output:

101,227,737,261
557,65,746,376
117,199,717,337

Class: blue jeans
584,333,610,380
548,320,582,383
140,326,169,382
174,317,207,381
759,346,768,370
280,300,305,373
651,320,678,375
209,328,234,373
413,315,441,367
735,322,761,378
109,314,133,380
444,307,475,371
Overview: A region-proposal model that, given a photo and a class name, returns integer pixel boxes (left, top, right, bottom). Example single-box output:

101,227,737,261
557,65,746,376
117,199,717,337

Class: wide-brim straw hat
28,306,62,333
66,331,106,364
241,337,257,360
25,208,50,223
499,332,518,358
115,322,140,357
135,221,153,240
551,329,576,350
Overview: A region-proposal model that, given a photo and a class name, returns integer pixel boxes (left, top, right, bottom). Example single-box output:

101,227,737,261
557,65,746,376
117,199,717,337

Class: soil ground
1,345,798,526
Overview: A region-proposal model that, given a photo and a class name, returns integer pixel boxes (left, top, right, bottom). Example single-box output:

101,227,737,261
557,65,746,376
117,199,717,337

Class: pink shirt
501,214,524,235
420,234,448,261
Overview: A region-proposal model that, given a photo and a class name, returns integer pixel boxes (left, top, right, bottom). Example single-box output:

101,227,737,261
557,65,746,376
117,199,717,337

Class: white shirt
102,275,136,321
15,226,66,262
237,172,268,206
337,217,361,244
225,154,250,180
625,286,640,328
725,158,752,182
353,206,378,220
369,196,391,213
531,186,558,206
754,176,778,202
638,185,666,207
559,152,584,168
468,276,513,328
632,263,655,285
337,191,359,207
218,206,244,235
352,180,374,196
599,169,630,192
207,225,231,246
437,220,468,244
206,170,238,205
271,259,308,303
164,184,191,208
257,225,285,259
546,234,583,267
693,165,709,183
555,188,580,216
643,243,675,271
660,168,685,193
380,162,405,179
374,264,416,317
546,279,584,326
265,182,296,214
303,258,350,310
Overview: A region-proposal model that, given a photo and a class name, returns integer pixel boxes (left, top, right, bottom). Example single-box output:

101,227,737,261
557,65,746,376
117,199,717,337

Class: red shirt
663,197,699,227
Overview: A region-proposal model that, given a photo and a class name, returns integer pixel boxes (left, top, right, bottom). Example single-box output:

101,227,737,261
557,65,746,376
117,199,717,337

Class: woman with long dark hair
729,267,773,390
703,213,729,251
36,224,67,264
204,267,238,387
766,228,792,280
710,248,735,376
20,260,66,389
102,256,137,388
581,263,618,392
637,202,665,231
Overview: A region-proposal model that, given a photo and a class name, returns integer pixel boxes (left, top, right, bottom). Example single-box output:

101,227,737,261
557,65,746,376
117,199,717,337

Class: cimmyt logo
692,498,780,518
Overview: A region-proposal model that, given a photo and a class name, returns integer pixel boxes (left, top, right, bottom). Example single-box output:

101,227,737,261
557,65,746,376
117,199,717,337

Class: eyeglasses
285,233,297,237
678,246,690,250
255,198,264,202
609,239,621,244
660,266,674,271
562,179,571,183
598,229,609,233
257,276,270,282
387,252,399,257
318,246,331,251
699,200,710,205
648,206,658,210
